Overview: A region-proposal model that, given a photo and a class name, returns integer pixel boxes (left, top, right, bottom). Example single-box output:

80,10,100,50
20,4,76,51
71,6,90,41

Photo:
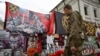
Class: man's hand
70,46,77,53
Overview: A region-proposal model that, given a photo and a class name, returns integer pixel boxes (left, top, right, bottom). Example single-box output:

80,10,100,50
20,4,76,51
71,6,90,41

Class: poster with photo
8,32,26,51
23,11,50,34
5,2,50,33
0,49,12,56
0,31,26,51
27,34,43,56
0,30,10,49
13,49,23,56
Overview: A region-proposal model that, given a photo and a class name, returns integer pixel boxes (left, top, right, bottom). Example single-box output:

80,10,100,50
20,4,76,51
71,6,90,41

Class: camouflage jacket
62,11,83,46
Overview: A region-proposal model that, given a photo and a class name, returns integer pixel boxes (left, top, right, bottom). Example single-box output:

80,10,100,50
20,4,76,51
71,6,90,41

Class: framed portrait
14,49,23,56
0,49,12,56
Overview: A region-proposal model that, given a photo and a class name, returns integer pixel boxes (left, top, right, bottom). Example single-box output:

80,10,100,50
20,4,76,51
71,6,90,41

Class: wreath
83,22,96,36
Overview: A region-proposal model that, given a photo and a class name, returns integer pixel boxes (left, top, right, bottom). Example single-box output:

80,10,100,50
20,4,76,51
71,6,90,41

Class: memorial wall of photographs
0,30,65,56
1,1,100,56
1,30,100,56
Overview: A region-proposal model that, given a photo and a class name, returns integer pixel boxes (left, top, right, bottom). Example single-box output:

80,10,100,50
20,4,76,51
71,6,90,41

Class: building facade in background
0,18,3,29
53,0,100,23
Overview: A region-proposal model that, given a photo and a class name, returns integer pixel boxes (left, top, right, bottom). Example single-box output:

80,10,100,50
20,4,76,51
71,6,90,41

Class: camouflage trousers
63,41,97,56
64,34,83,56
63,46,83,56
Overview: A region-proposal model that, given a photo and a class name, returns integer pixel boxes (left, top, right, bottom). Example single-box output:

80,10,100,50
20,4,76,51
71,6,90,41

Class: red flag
47,11,55,34
5,2,25,31
5,2,50,33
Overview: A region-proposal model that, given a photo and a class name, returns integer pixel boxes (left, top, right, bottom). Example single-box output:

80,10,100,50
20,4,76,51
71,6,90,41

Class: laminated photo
0,49,12,56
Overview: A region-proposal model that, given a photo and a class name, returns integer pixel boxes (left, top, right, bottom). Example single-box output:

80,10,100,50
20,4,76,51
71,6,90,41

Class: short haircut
64,4,72,10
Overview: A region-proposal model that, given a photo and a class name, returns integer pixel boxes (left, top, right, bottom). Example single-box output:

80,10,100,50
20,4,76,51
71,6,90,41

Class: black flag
55,12,67,35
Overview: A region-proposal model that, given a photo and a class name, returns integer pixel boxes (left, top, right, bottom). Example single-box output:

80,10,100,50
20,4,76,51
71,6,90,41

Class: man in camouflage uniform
62,4,84,56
